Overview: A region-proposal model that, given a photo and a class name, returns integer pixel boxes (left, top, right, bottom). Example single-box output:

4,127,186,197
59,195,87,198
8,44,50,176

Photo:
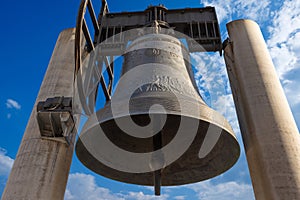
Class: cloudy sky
0,0,299,199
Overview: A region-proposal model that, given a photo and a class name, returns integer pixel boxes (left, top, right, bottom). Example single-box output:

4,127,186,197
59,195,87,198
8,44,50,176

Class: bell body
76,33,240,186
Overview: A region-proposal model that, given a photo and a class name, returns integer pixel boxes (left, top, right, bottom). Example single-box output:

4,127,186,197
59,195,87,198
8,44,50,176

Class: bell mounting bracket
36,96,75,145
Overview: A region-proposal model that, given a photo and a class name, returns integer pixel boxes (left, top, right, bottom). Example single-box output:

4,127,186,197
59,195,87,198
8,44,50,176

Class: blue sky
1,0,299,199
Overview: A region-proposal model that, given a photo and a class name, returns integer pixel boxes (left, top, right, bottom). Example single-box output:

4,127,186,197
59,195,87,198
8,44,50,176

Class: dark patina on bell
76,33,240,195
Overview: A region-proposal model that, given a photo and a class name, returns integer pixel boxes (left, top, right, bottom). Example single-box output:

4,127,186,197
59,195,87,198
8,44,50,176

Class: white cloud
0,148,14,177
266,0,300,125
201,0,271,24
191,52,228,96
5,99,21,110
0,148,14,198
187,180,254,200
233,0,270,22
123,191,168,200
65,173,124,200
191,52,240,134
267,0,300,79
174,196,185,200
268,43,297,79
213,94,240,134
267,0,300,47
65,173,168,200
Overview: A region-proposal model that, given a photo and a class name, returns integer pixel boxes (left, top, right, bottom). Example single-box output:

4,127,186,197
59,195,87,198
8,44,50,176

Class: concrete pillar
223,19,300,200
2,28,76,200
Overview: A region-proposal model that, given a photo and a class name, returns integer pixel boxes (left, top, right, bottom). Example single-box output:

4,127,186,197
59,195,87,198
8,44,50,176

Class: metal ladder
75,0,113,115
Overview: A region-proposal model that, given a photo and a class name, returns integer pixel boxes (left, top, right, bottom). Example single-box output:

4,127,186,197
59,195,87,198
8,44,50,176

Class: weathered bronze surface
76,33,240,186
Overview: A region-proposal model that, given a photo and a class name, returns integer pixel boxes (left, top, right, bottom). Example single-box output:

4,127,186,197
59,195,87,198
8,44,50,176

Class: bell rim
75,113,240,186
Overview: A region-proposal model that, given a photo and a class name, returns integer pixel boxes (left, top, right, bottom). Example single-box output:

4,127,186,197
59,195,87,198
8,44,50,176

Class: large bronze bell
75,33,240,194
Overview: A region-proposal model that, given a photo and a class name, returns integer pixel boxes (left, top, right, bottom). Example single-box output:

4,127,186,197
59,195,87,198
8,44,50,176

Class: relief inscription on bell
132,75,199,98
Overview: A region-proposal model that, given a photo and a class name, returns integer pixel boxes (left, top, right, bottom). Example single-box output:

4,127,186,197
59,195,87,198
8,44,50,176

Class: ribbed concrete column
2,28,76,200
223,19,300,200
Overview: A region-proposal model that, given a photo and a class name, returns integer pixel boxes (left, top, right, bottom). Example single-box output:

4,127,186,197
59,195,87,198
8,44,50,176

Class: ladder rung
100,76,110,101
82,18,95,52
87,0,100,35
107,56,114,94
104,56,114,79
